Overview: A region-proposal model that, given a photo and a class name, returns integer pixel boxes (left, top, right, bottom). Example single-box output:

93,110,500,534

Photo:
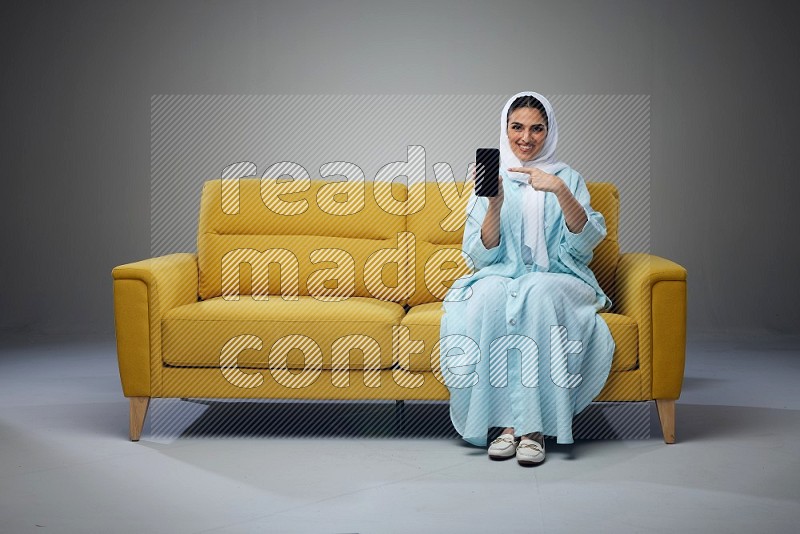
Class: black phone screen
475,148,500,197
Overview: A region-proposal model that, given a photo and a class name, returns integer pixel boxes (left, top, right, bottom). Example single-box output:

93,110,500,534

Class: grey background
1,0,798,337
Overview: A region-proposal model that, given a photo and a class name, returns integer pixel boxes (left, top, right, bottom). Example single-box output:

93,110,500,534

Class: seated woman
439,91,615,466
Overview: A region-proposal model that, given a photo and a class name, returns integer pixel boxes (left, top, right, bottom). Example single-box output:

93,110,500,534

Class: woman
439,91,615,466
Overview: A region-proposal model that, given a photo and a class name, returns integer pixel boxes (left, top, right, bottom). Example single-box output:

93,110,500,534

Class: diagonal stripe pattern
149,94,652,443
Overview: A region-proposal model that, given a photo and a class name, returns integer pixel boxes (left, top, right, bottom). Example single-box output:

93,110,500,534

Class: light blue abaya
439,164,615,446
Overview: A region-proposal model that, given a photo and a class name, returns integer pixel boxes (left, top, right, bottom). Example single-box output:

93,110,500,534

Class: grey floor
0,332,798,534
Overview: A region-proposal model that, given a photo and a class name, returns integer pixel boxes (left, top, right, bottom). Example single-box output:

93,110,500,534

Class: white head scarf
500,91,568,270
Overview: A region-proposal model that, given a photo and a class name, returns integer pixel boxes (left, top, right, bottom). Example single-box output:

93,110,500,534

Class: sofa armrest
112,253,198,397
614,252,687,399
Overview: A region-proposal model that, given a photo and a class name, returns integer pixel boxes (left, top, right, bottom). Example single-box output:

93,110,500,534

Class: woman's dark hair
506,95,548,128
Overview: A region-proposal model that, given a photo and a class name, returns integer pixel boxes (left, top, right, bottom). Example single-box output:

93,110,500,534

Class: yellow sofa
112,178,687,443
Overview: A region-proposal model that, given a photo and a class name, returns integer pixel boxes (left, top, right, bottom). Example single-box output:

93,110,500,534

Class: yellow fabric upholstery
112,178,687,434
614,253,688,399
596,313,639,372
162,296,403,370
112,279,150,396
112,253,199,397
159,368,451,401
584,183,620,303
406,182,474,306
198,178,408,302
199,233,406,302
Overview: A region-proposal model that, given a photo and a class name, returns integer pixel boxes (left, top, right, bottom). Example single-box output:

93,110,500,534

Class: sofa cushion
162,296,404,370
197,178,409,302
595,313,638,372
397,303,638,373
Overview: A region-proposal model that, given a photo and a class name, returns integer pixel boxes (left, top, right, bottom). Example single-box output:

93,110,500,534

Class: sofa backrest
405,181,620,306
406,181,475,306
197,178,408,302
585,182,620,302
196,178,620,305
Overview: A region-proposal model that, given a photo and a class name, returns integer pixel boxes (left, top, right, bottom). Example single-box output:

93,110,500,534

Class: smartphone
475,148,500,197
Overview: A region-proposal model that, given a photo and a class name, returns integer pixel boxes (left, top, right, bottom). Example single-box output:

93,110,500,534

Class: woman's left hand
507,167,566,194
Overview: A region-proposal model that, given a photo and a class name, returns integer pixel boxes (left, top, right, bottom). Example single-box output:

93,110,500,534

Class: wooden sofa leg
129,397,150,441
655,399,676,444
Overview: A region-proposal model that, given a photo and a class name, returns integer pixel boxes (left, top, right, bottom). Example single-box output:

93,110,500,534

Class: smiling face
507,106,548,161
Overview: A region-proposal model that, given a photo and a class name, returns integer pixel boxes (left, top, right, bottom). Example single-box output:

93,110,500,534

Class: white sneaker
488,433,518,460
516,437,545,465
